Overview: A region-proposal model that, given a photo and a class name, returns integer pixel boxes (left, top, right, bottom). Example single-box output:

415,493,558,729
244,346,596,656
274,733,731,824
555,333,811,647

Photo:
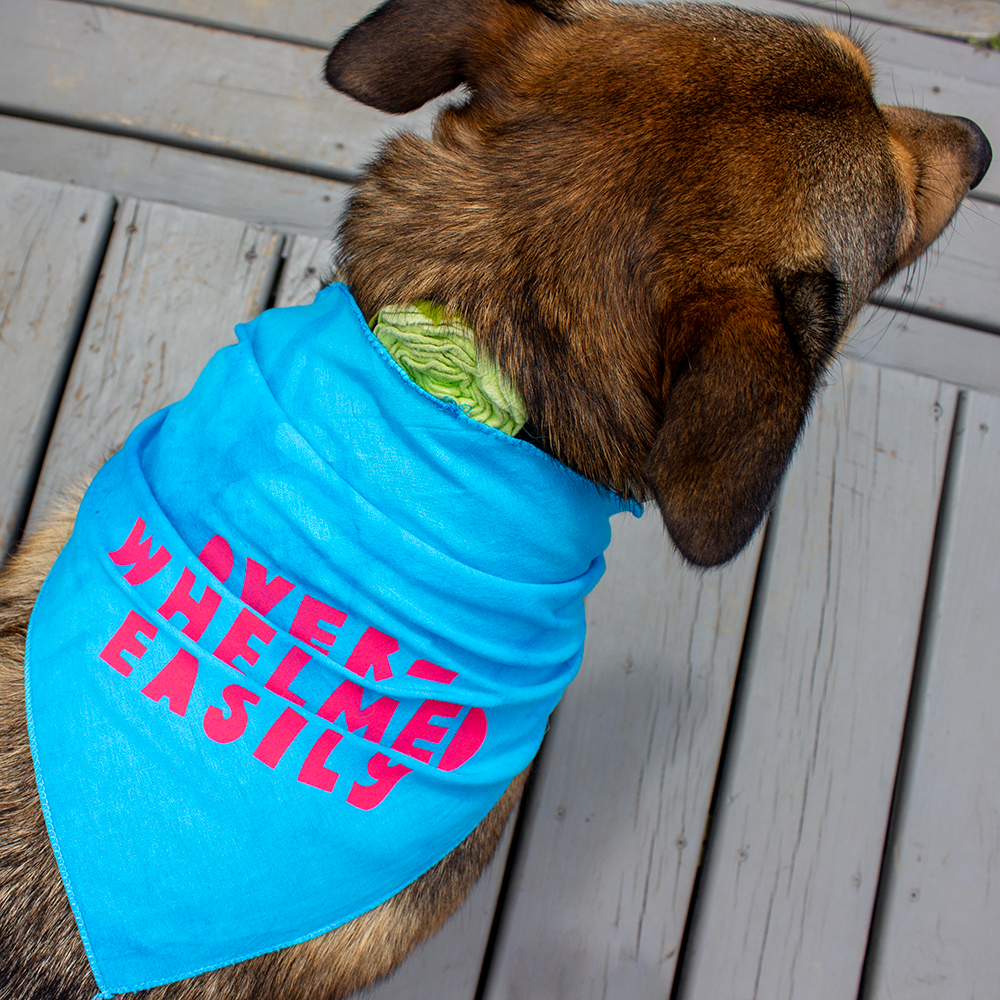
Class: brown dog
0,1,991,997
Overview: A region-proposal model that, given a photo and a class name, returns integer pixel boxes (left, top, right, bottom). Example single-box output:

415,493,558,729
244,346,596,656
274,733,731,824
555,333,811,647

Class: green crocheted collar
371,302,527,437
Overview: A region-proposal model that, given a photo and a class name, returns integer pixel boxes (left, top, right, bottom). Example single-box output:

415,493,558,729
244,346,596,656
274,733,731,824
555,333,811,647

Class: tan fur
330,0,988,564
0,1,990,996
821,27,873,84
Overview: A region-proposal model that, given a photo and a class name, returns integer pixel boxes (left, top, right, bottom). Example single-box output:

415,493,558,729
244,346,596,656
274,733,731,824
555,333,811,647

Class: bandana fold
26,283,636,995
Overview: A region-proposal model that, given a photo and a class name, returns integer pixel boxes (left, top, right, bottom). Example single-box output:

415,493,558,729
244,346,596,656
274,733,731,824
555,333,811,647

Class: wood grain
677,363,957,1000
864,390,1000,1000
93,0,375,47
80,0,1000,46
790,0,1000,40
0,0,442,179
844,304,1000,396
483,512,763,1000
0,116,351,238
0,171,114,559
26,198,282,530
274,234,337,307
874,198,1000,335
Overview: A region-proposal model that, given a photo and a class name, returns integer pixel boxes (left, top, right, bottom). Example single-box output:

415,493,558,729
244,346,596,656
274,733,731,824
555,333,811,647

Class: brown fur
0,504,526,998
331,0,989,565
0,1,990,997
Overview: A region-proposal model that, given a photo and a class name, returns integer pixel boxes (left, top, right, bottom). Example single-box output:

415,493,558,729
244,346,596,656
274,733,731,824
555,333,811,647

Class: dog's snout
955,116,993,189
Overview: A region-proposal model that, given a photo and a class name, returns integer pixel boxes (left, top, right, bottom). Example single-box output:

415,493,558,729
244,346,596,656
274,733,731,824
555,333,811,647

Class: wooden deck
1,1,999,997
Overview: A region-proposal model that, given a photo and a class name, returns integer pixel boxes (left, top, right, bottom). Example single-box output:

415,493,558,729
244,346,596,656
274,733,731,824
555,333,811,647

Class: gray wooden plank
862,21,1000,86
789,0,1000,40
92,0,374,47
0,171,114,559
874,197,1000,334
274,234,337,308
844,305,1000,396
26,198,282,531
676,362,957,1000
4,1,997,200
360,817,515,1000
0,0,441,179
0,117,350,238
83,0,1000,46
863,390,1000,1000
483,512,763,1000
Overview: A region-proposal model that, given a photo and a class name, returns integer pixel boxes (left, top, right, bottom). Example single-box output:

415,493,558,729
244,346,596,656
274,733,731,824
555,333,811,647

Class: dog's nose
954,116,993,189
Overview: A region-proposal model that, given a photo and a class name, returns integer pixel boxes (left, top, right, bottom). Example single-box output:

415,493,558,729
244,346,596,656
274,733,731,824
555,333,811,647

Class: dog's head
325,0,991,566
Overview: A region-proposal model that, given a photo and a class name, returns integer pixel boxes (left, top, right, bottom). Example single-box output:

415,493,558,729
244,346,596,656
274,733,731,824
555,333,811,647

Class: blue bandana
25,283,635,996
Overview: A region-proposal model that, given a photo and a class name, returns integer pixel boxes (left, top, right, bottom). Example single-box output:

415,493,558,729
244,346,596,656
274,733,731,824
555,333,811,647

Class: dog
0,0,991,997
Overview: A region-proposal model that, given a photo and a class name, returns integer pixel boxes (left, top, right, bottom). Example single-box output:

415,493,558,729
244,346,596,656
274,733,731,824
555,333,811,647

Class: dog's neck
371,302,527,436
336,134,664,503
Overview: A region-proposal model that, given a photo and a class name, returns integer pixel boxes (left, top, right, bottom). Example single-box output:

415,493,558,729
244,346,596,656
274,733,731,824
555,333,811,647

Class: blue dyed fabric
25,283,637,996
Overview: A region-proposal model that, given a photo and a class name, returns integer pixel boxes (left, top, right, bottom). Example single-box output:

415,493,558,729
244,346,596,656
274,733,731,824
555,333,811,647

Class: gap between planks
6,199,515,998
1,0,997,201
4,183,1000,999
675,365,958,1000
60,0,1000,46
861,390,1000,1000
0,173,115,561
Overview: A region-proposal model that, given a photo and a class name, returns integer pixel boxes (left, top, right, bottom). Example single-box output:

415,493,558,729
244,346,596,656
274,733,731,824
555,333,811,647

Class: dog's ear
647,269,842,568
325,0,569,113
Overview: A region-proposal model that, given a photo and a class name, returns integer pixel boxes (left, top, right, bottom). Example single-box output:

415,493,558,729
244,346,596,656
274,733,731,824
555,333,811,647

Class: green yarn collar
371,302,527,437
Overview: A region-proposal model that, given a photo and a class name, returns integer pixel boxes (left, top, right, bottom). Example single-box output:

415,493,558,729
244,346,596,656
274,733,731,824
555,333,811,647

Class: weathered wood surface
677,363,957,1000
875,197,1000,334
1,0,996,203
791,0,1000,40
274,234,337,308
0,0,440,180
82,0,1000,44
0,172,114,560
844,305,1000,396
26,198,282,531
359,817,514,1000
93,0,374,47
863,390,1000,1000
483,514,763,1000
0,116,350,238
